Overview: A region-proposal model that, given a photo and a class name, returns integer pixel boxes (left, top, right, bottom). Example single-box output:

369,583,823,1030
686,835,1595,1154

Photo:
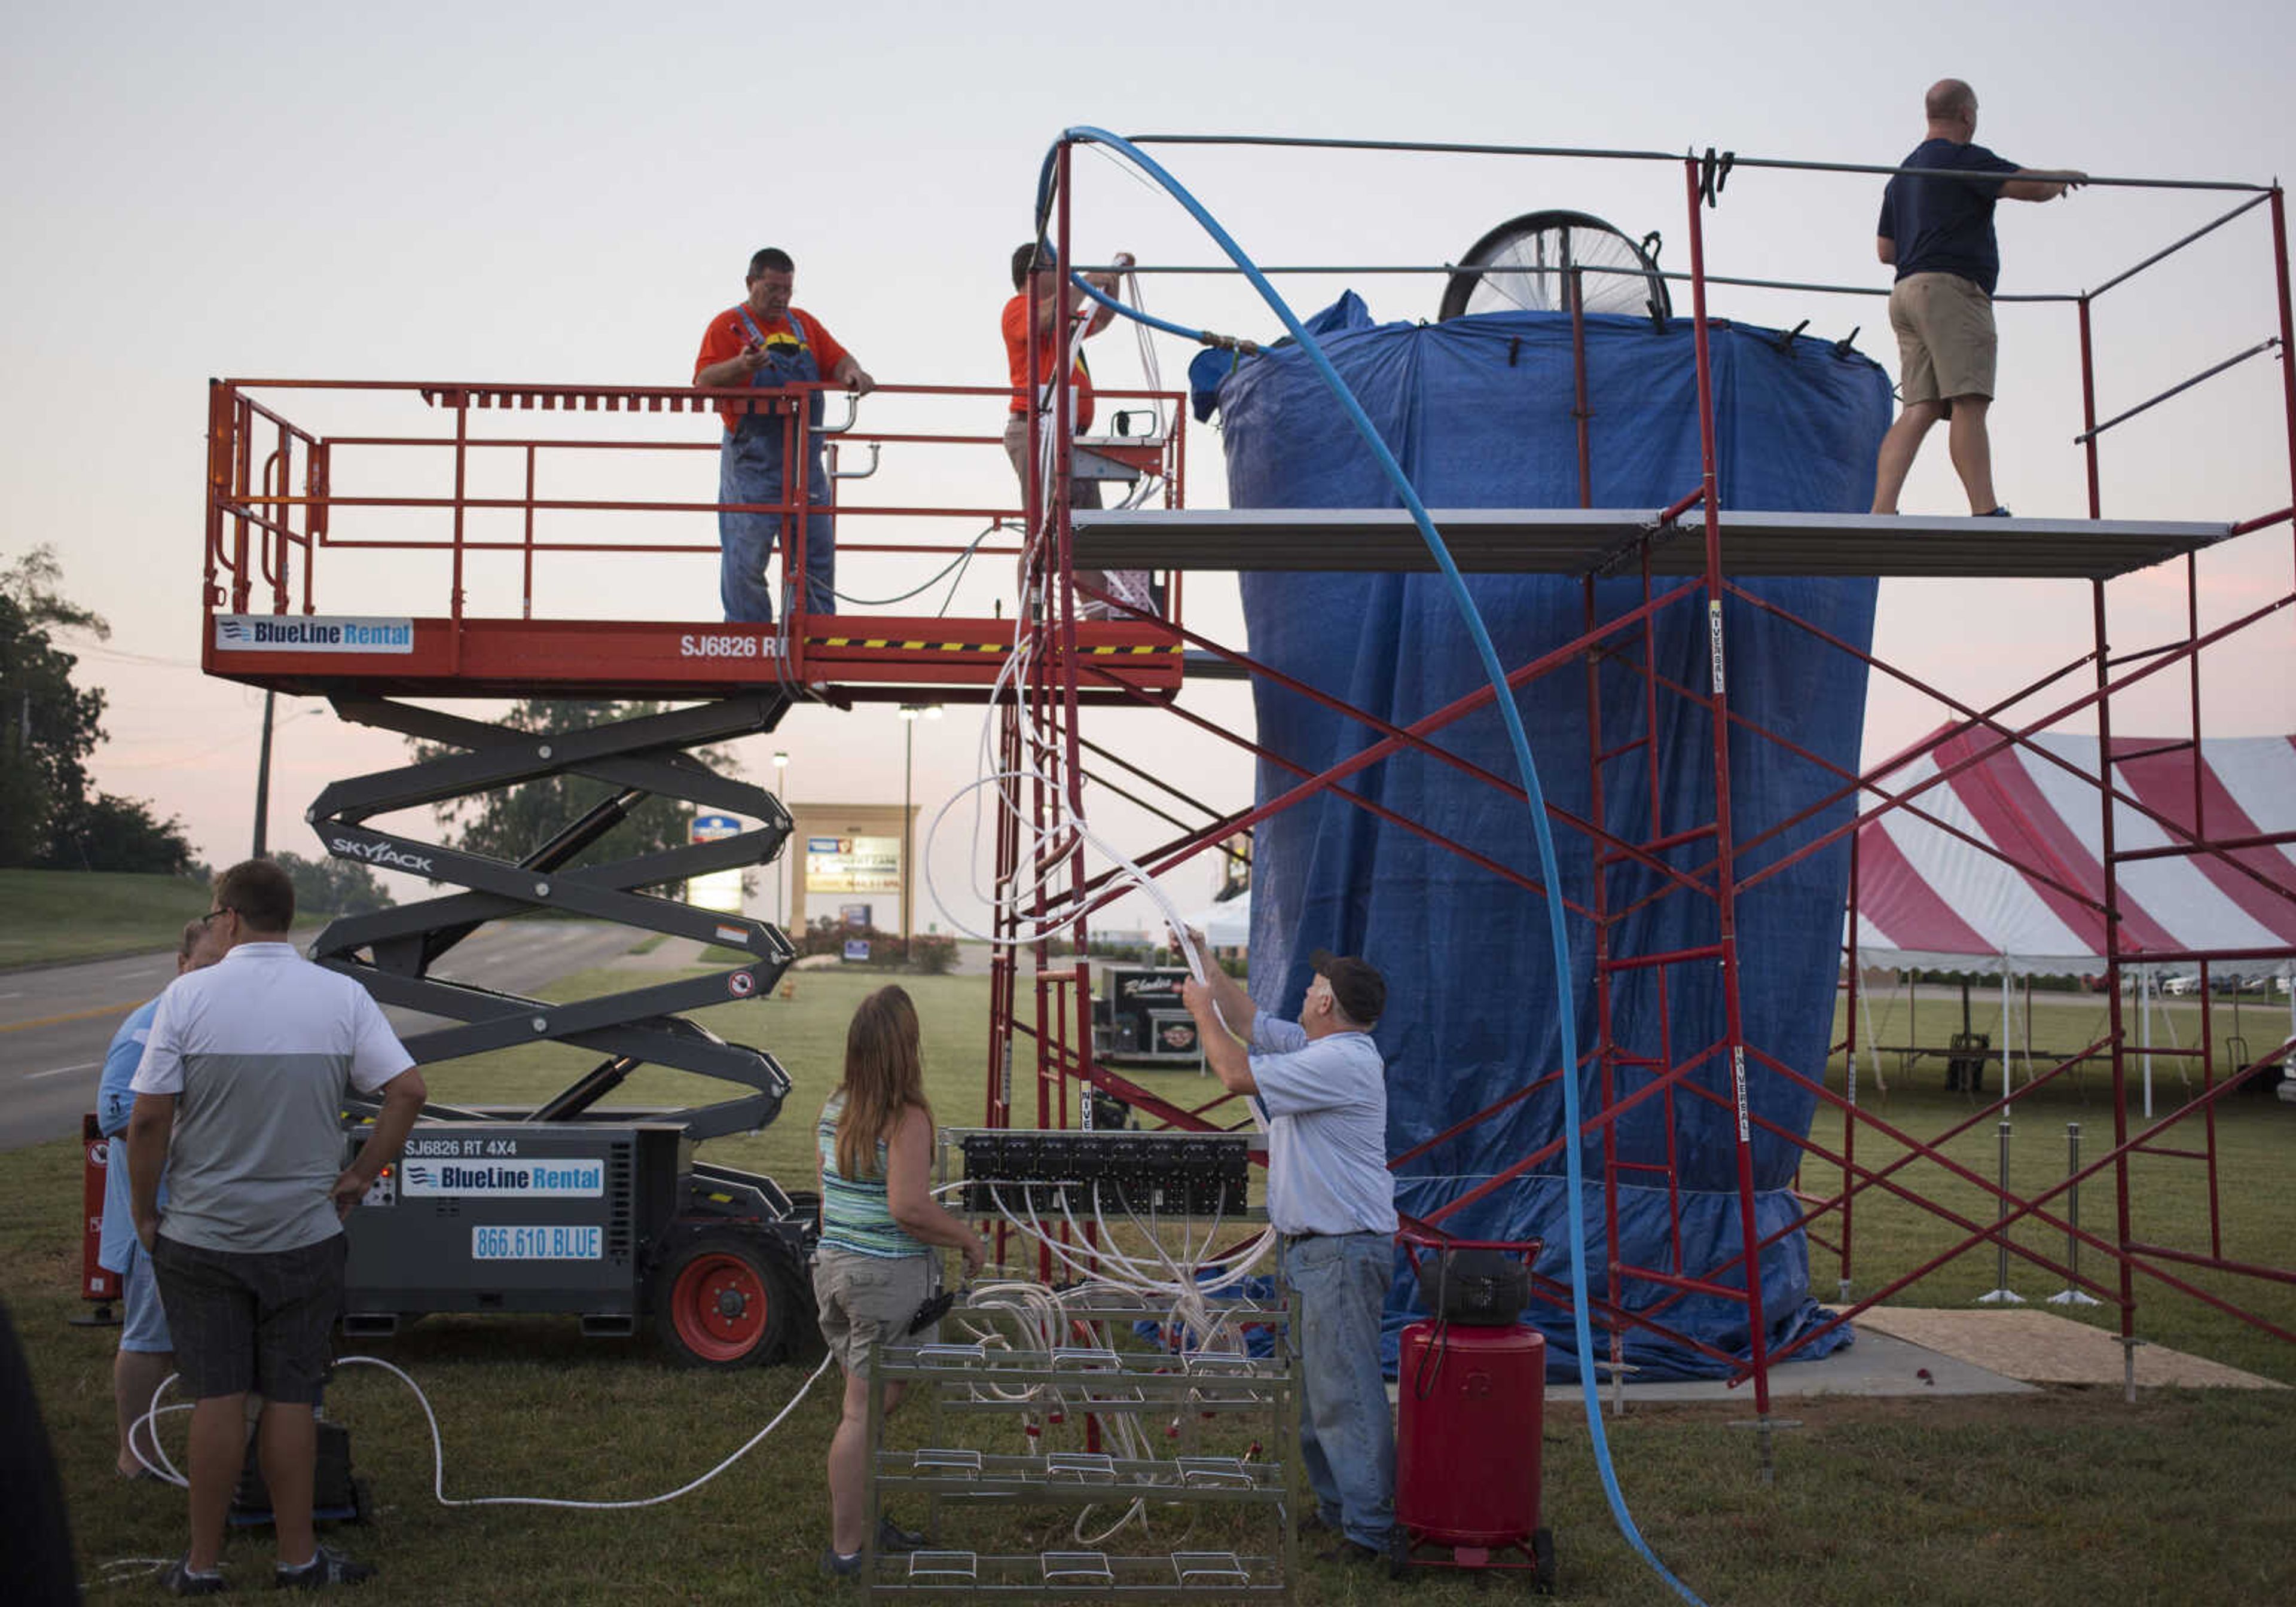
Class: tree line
1,546,194,873
6,543,755,912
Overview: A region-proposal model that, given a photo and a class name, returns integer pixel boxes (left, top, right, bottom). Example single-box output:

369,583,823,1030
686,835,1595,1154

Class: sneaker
877,1514,929,1553
159,1556,228,1596
273,1545,375,1590
820,1547,866,1579
1983,505,2013,517
1316,1539,1382,1566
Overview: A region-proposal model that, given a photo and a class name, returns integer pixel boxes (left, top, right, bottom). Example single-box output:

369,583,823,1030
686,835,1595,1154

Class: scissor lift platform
202,612,1185,702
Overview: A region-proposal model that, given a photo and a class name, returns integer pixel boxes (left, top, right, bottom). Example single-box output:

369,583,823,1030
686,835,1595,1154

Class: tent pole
1999,957,2013,1098
1871,975,1893,1093
2140,965,2154,1119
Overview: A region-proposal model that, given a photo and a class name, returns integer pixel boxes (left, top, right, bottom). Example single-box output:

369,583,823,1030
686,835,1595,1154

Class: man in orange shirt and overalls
1001,243,1150,617
695,248,875,623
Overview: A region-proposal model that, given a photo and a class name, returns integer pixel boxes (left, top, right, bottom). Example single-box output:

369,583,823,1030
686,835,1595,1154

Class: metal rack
862,1288,1301,1600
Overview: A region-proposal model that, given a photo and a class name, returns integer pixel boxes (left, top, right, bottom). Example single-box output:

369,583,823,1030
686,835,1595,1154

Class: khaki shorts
812,1246,939,1378
1001,415,1156,618
1889,271,1997,410
1002,415,1104,510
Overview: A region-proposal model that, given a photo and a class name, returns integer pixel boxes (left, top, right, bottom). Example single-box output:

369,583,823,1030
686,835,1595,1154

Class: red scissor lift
199,363,1190,1360
1007,132,2296,1447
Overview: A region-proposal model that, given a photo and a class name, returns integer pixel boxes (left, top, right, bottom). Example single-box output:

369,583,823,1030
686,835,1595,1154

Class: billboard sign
807,835,900,894
688,813,747,915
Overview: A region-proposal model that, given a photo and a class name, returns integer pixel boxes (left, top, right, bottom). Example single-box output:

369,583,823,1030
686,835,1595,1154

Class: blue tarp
1202,296,1891,1378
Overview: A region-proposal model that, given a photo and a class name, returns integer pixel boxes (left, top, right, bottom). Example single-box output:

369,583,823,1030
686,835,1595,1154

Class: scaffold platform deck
1071,507,2233,580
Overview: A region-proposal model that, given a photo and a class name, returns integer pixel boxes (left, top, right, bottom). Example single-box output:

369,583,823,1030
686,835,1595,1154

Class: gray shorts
812,1247,938,1379
151,1232,345,1404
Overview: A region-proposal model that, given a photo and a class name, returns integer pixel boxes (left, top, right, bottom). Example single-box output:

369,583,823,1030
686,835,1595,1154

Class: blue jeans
718,426,834,623
1285,1231,1396,1547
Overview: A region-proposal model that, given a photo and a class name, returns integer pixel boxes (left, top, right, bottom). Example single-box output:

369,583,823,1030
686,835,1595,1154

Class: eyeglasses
198,906,235,927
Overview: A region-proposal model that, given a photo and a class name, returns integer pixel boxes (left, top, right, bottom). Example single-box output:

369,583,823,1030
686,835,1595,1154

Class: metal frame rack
852,1129,1294,1597
862,1285,1301,1600
991,131,2296,1431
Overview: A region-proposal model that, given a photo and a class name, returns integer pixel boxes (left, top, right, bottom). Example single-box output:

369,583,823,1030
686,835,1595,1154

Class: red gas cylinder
1395,1319,1544,1551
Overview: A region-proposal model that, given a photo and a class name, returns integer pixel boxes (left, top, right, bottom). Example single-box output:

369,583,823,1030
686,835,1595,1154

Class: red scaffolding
993,133,2296,1429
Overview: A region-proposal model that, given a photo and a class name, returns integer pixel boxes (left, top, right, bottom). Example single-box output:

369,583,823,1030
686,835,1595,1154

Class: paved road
0,920,641,1153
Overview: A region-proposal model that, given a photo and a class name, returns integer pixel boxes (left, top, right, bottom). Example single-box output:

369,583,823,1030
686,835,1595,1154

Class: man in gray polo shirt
128,858,428,1595
1178,936,1396,1565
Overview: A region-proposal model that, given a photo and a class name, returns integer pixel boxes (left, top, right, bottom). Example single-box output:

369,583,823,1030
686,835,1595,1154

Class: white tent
1852,729,2296,978
1181,890,1250,950
1847,729,2295,1108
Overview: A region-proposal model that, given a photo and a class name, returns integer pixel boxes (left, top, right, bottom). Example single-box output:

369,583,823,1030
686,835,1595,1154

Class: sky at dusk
4,0,2291,935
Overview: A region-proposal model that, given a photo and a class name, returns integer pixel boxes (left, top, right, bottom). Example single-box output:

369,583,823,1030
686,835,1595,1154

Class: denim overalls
717,306,835,622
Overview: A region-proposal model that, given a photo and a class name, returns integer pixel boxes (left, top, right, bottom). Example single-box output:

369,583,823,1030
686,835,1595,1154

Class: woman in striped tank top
813,986,987,1578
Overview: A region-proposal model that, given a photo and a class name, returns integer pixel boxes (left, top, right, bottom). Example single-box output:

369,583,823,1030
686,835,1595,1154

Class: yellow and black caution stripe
811,637,1009,653
808,637,1183,658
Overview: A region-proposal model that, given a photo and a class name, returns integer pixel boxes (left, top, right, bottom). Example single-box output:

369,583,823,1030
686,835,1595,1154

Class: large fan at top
1437,209,1671,325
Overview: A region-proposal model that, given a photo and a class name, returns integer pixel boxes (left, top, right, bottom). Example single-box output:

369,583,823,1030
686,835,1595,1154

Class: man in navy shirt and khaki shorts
1870,78,2085,518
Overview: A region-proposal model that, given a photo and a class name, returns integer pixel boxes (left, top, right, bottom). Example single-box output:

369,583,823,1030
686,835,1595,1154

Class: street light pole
251,690,276,857
898,705,942,964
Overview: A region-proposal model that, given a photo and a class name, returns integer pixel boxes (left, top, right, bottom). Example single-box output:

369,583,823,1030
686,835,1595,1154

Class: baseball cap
1308,949,1386,1027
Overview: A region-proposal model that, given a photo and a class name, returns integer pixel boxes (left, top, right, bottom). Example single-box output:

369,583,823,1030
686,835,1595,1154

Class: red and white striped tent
1852,729,2296,979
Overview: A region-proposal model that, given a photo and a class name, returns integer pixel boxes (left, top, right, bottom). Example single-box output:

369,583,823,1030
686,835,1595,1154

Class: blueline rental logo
213,615,416,654
401,1160,605,1197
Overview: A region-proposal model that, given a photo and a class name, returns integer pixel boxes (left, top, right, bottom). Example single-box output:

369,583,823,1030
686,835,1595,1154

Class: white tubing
335,1351,833,1510
128,1353,834,1513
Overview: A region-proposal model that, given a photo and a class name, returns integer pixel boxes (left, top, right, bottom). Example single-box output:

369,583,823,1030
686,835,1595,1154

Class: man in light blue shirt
1180,936,1397,1564
97,917,224,1479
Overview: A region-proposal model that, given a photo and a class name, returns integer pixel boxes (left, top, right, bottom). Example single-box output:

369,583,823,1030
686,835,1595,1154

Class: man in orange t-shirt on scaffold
1000,242,1151,618
695,247,875,623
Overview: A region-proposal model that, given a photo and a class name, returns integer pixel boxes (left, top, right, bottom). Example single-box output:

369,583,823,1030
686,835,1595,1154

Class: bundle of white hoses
961,1176,1277,1545
918,557,1251,1065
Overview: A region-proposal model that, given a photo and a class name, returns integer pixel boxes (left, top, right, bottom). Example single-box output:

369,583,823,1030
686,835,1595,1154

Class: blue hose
1046,127,1707,1606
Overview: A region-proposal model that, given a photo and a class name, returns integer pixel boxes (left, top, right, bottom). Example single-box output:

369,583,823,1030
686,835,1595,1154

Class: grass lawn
10,960,2295,1601
0,869,212,968
413,966,999,1190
